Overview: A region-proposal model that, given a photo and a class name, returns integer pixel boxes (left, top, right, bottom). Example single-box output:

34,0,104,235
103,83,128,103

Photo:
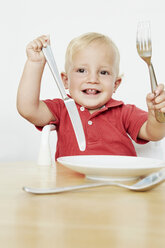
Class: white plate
57,155,165,181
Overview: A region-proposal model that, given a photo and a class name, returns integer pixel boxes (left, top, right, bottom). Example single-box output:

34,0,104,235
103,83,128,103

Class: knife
42,45,86,151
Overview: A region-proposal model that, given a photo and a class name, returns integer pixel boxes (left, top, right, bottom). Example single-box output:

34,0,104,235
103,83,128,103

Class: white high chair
38,124,56,166
37,124,165,166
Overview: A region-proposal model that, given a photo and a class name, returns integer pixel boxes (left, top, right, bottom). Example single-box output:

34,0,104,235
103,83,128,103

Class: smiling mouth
82,89,101,95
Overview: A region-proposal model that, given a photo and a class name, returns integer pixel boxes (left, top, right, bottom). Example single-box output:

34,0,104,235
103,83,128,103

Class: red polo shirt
41,97,148,160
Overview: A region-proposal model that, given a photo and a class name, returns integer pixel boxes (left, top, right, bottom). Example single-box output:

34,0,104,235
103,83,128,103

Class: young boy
17,32,165,159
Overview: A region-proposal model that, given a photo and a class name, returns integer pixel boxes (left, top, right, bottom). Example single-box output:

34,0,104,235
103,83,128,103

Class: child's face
62,42,121,113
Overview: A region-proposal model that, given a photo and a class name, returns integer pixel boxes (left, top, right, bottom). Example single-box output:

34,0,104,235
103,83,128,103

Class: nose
87,71,99,84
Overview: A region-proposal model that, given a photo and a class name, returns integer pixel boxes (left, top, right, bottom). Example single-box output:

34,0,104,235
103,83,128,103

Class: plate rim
57,155,165,170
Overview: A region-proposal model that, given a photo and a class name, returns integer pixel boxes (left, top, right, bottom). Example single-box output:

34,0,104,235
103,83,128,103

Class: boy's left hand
146,84,165,116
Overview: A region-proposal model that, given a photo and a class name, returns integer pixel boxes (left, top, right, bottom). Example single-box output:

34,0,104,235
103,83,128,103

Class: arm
17,35,55,126
138,84,165,141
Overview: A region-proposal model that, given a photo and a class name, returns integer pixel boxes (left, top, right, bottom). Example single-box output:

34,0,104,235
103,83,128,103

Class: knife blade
42,45,86,151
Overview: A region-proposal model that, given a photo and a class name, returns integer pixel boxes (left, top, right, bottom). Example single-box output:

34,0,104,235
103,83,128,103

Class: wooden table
1,162,165,248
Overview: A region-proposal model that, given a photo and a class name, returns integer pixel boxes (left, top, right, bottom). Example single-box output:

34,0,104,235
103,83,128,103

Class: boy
17,32,165,159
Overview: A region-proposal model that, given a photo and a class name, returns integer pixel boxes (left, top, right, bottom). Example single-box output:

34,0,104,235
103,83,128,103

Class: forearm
138,84,165,141
139,112,165,141
147,115,165,140
17,60,45,119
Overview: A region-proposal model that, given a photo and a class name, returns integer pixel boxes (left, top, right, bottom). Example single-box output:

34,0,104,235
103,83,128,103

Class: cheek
104,82,114,91
68,76,82,89
67,81,78,93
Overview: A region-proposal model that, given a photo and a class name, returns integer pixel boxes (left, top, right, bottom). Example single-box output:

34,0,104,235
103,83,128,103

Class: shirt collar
105,98,123,109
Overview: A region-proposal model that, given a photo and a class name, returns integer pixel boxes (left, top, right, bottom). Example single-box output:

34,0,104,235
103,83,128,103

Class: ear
113,77,122,93
61,72,69,89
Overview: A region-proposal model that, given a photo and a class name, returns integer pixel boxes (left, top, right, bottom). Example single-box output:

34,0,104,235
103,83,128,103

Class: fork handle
148,63,158,91
148,64,165,123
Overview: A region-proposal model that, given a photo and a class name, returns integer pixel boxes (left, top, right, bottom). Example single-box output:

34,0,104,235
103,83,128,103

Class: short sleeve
122,104,148,144
35,98,64,131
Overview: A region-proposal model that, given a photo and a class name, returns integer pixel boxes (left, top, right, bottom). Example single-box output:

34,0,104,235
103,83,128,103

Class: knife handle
42,45,67,100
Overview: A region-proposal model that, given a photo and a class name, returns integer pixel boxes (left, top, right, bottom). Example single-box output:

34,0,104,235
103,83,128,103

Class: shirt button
88,120,93,125
80,106,85,111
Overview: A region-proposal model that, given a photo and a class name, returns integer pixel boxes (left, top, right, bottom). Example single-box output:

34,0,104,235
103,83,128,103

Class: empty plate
57,155,165,181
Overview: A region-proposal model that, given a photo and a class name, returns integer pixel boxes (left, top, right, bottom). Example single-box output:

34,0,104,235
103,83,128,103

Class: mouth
82,88,101,95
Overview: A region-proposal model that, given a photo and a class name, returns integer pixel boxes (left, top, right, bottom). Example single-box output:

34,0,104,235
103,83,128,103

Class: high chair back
38,124,164,166
38,124,56,166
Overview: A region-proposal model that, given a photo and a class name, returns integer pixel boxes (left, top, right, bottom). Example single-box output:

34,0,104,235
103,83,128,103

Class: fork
136,21,165,123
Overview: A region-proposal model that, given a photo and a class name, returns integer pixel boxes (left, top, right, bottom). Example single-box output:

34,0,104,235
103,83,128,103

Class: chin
84,104,102,110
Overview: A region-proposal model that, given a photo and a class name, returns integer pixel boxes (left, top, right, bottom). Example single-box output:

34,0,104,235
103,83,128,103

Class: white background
0,0,165,162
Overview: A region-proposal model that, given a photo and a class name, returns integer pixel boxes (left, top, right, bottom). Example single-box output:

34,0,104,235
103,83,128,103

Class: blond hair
65,32,120,76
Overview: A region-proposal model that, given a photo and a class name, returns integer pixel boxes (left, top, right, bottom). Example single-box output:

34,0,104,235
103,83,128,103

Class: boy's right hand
26,35,50,63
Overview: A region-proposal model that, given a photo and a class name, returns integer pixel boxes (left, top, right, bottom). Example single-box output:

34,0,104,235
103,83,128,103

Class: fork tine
145,21,151,50
136,22,144,50
137,21,152,51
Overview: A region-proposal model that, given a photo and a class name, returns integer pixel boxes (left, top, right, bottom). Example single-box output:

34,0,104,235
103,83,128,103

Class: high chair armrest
38,124,56,166
133,139,164,160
